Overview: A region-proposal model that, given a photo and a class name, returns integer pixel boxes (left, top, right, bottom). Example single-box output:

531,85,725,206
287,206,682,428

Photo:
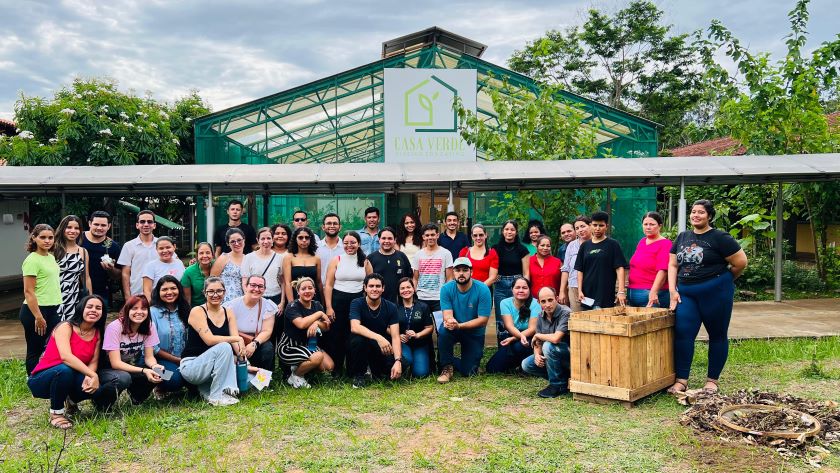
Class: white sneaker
208,394,239,406
287,373,311,389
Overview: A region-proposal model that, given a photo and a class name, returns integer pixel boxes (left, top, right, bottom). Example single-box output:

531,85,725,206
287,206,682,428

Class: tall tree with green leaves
456,83,604,234
508,0,706,149
699,0,840,278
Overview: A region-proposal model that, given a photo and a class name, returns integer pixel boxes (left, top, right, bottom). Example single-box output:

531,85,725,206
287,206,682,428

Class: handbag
239,298,263,346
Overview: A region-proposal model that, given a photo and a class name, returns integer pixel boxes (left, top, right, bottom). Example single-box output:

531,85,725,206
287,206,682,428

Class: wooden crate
569,306,675,405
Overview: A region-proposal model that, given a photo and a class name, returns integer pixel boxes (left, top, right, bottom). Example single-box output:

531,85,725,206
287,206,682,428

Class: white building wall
0,200,30,282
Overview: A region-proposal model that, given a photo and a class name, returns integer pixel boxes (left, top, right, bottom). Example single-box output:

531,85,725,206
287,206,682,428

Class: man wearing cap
436,257,492,383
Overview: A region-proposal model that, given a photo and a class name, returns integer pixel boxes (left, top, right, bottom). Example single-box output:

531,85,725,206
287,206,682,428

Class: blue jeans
28,364,109,411
674,271,735,380
401,343,431,378
521,341,571,388
627,288,670,308
158,359,185,392
493,276,518,332
486,339,532,373
438,328,485,376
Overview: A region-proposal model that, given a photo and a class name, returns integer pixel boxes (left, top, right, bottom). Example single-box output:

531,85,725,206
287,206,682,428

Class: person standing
53,215,92,322
521,287,572,398
438,211,469,260
367,228,413,303
436,258,492,383
575,211,628,310
529,235,562,297
358,207,381,255
283,227,323,304
667,200,747,395
210,228,248,304
628,212,672,308
291,210,322,248
181,242,214,307
412,223,453,312
347,273,402,388
141,237,186,303
315,213,343,285
213,200,257,256
556,223,575,260
458,224,499,288
559,216,591,312
241,227,284,306
117,210,158,298
80,210,122,311
395,213,423,262
522,220,547,256
20,224,62,375
491,220,529,322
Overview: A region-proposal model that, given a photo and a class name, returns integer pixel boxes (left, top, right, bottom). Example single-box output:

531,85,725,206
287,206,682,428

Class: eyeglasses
229,239,244,245
471,234,485,238
205,289,225,296
293,218,307,222
247,283,265,290
138,220,154,224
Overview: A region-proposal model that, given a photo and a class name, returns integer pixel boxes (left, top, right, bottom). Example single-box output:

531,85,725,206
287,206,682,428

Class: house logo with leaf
403,75,459,133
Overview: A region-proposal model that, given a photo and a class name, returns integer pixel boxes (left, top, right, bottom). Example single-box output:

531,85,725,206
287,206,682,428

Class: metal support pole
678,177,687,233
447,182,455,213
206,184,215,247
262,192,270,227
774,182,783,302
60,192,66,216
667,193,673,228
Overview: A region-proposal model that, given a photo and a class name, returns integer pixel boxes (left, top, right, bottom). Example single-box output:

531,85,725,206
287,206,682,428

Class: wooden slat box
569,307,675,404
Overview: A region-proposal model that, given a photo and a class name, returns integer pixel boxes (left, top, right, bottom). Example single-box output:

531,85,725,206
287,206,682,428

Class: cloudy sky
1,0,837,120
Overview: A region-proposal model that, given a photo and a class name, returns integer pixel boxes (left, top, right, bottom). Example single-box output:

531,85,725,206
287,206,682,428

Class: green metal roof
194,42,659,165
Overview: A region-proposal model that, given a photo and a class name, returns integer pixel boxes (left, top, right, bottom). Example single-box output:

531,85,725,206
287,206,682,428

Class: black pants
247,341,275,371
96,369,156,408
19,304,59,375
348,334,395,379
321,289,362,375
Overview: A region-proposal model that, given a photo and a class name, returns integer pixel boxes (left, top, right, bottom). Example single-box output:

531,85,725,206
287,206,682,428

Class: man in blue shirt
358,206,381,255
437,211,469,260
437,257,492,383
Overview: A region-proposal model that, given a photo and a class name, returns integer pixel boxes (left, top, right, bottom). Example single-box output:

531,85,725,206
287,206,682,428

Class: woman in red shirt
529,235,562,297
458,224,498,287
27,295,109,430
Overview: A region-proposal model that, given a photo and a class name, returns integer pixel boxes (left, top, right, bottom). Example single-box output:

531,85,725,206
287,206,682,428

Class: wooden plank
628,373,676,401
590,332,601,386
600,333,612,386
627,314,676,337
611,331,622,389
645,331,655,385
569,319,631,336
631,336,644,389
579,331,591,383
569,379,633,401
662,326,674,375
618,335,631,389
570,330,582,380
573,393,635,409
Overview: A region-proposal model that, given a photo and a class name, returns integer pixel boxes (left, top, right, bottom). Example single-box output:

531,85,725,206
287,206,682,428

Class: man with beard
436,257,491,384
366,227,412,303
80,210,122,311
117,210,158,298
213,200,257,256
315,213,343,284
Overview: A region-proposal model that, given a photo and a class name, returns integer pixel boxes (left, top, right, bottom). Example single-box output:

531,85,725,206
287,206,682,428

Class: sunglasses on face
294,218,307,222
138,220,154,224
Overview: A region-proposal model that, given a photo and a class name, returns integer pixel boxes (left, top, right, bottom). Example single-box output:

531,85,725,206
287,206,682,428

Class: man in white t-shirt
117,210,158,298
315,213,343,284
412,223,453,313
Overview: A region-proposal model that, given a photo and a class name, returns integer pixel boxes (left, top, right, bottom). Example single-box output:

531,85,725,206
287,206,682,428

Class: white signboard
384,68,477,163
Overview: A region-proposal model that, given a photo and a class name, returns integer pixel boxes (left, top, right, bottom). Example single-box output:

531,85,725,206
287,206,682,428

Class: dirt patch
666,435,787,473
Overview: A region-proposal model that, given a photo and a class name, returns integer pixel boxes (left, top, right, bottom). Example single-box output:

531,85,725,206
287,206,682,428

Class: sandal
50,413,73,430
702,378,719,394
667,379,688,394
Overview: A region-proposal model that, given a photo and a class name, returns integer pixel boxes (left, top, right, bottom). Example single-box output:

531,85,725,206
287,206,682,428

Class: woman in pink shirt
628,212,671,308
27,295,109,430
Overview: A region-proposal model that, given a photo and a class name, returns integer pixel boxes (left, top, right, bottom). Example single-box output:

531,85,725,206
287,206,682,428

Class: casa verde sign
384,68,477,163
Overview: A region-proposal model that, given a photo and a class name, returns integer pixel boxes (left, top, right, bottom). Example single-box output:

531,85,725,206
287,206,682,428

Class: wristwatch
252,340,261,349
394,357,403,364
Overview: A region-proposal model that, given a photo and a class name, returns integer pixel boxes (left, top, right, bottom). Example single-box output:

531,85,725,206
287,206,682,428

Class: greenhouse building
192,27,661,252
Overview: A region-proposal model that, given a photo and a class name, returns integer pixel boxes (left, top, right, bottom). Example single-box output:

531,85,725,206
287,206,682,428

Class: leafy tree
508,1,706,149
699,0,840,279
456,82,604,234
0,78,210,166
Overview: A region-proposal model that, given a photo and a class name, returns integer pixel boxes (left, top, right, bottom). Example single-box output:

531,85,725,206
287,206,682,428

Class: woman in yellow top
20,224,63,375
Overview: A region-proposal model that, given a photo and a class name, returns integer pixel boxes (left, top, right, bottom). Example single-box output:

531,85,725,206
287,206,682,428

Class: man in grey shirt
559,215,591,312
521,287,572,398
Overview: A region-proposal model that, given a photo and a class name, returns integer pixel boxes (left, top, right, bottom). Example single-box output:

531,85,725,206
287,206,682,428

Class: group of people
21,198,746,429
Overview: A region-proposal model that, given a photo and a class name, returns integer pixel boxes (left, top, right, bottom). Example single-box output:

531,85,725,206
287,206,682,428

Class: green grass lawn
2,338,839,473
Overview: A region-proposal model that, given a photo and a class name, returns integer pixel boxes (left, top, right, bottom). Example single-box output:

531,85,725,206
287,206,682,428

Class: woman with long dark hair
278,277,334,388
150,275,192,393
211,228,247,303
486,276,540,373
53,215,92,322
323,231,372,374
20,224,62,375
396,277,433,378
27,295,109,429
98,295,164,406
522,219,547,256
628,211,671,308
458,223,498,287
283,226,322,303
668,200,747,395
491,220,530,326
395,213,423,262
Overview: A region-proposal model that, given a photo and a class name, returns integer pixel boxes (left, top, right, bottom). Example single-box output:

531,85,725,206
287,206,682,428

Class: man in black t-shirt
366,228,413,303
213,199,257,256
574,211,628,309
347,273,402,388
81,210,123,311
